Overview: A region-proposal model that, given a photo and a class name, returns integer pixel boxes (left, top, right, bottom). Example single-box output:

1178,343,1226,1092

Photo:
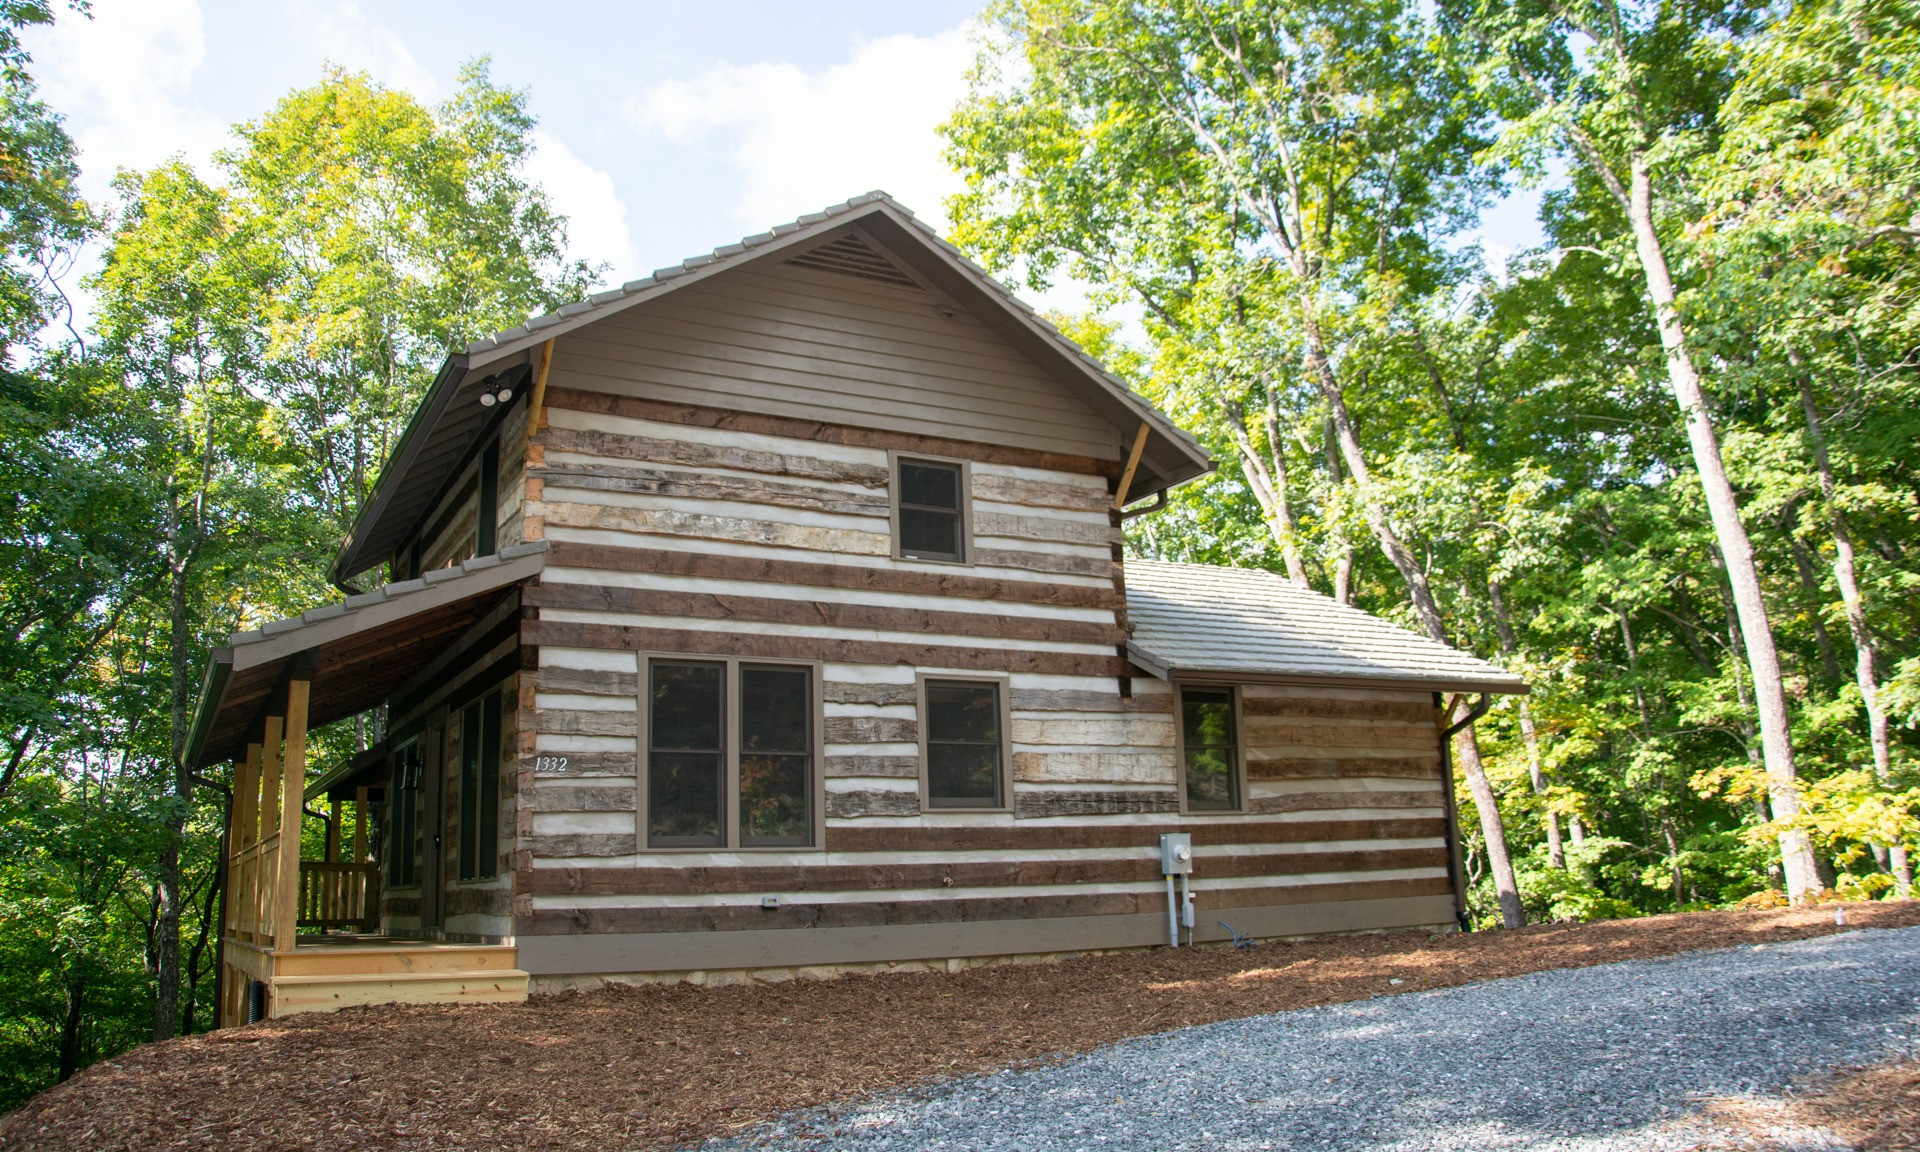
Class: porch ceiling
184,542,548,769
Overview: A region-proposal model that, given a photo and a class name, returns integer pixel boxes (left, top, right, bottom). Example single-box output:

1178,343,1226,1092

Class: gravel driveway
704,924,1920,1152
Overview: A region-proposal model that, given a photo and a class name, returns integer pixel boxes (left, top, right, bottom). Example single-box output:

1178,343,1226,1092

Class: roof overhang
184,543,549,768
304,744,390,805
1127,640,1530,696
330,192,1213,582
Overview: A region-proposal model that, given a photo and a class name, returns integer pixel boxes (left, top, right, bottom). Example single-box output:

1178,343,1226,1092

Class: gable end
786,233,922,290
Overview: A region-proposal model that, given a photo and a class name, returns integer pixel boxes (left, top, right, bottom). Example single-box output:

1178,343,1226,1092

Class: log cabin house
182,192,1526,1026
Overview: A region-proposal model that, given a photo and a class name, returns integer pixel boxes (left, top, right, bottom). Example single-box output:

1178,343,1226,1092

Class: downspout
206,778,231,1029
1437,693,1494,933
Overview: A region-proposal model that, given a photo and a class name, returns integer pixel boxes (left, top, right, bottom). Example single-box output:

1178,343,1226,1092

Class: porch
192,546,548,1026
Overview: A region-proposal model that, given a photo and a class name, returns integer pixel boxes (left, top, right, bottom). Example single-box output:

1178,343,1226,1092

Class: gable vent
786,233,923,290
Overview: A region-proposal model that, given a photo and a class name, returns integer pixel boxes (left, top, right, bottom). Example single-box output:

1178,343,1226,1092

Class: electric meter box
1159,832,1194,875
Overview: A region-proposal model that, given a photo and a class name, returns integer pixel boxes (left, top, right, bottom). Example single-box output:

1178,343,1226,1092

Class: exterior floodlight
496,388,513,403
479,392,496,407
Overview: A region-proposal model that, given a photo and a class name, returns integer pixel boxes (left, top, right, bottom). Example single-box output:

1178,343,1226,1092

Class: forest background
0,0,1916,1110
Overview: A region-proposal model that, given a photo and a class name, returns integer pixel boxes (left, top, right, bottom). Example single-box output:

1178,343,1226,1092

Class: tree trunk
57,975,85,1082
1295,309,1522,924
1455,709,1526,928
1621,158,1821,901
1222,395,1310,584
152,525,191,1042
1797,373,1910,896
1786,531,1842,683
1488,581,1562,868
1321,418,1355,603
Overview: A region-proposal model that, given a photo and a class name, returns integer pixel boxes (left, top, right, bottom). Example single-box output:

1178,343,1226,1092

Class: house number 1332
533,755,570,773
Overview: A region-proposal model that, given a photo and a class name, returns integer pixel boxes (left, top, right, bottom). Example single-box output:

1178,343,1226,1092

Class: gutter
179,652,233,771
328,352,470,584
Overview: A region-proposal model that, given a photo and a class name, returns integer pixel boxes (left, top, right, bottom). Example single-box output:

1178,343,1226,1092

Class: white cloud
526,129,638,278
624,27,974,233
27,0,228,202
288,0,441,100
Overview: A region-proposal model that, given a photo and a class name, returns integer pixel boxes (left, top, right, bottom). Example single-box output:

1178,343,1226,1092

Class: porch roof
183,541,549,769
1123,560,1528,695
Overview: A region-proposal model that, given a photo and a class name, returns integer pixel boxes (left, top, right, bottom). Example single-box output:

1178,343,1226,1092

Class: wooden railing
299,861,381,931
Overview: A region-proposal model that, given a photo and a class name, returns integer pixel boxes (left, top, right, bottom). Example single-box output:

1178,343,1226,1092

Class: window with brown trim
1180,687,1240,811
646,659,815,848
923,678,1005,808
896,457,965,562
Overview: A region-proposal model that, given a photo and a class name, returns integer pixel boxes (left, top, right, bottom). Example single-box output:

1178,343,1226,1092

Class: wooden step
273,942,520,979
268,968,530,1017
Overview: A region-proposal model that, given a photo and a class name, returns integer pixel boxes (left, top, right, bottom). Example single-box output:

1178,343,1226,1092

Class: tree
947,0,1531,925
1452,0,1828,899
1692,0,1920,893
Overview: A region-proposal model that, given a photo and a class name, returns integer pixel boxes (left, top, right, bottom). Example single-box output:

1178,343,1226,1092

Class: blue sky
25,0,1545,324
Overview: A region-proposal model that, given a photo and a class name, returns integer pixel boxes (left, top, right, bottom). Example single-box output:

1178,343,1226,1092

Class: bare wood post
352,786,368,862
256,718,284,942
326,795,342,863
235,742,261,852
273,680,310,954
1112,422,1150,510
229,744,261,938
524,338,556,449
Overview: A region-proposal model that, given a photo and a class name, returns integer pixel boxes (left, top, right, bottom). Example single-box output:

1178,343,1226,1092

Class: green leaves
953,0,1920,919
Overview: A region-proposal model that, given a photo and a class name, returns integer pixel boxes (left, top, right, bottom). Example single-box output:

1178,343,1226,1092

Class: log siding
508,377,1459,973
376,245,1476,977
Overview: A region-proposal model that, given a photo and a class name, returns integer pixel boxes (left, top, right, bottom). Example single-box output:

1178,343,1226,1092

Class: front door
418,722,446,934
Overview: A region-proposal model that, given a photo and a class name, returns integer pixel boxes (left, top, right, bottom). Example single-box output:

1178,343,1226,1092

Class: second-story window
896,457,965,562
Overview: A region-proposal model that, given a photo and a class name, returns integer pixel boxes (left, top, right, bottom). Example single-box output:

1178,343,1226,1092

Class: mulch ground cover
5,901,1918,1152
1689,1055,1920,1151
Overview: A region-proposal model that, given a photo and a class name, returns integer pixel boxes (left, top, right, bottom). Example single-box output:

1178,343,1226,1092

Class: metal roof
329,191,1214,582
1123,560,1528,694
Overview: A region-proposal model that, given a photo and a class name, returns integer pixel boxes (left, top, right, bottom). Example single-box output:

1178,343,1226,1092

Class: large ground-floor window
645,658,816,849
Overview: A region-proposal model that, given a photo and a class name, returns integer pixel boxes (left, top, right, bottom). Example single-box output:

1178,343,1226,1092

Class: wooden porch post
352,786,368,862
230,743,261,938
273,680,310,954
256,718,284,943
326,795,342,863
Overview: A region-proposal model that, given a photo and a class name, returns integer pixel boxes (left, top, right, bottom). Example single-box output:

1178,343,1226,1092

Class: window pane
479,690,501,878
1182,689,1234,746
1182,688,1238,811
900,507,960,559
740,666,810,845
928,743,999,807
460,704,482,880
1185,747,1235,810
927,682,998,743
740,753,809,843
651,662,722,750
741,666,808,753
650,662,724,846
648,751,722,843
899,460,960,509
